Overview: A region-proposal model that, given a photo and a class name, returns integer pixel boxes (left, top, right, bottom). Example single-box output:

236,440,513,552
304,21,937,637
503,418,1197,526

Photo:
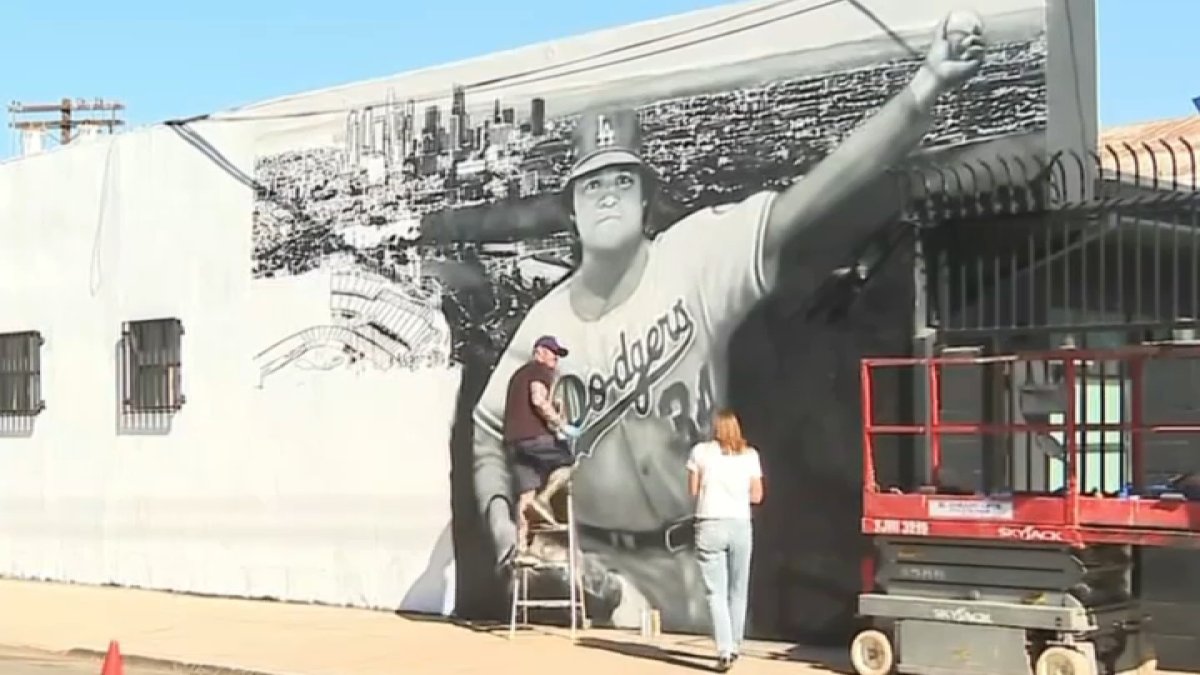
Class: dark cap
568,108,645,182
533,335,569,357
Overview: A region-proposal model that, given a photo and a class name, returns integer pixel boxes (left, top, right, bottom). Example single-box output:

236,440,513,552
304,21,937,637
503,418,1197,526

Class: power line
204,0,836,124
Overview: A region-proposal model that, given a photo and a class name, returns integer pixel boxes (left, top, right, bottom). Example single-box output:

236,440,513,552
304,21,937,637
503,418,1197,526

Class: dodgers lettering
557,299,698,455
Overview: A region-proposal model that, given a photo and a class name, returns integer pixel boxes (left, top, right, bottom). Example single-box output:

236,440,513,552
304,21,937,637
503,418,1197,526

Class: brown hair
713,409,749,455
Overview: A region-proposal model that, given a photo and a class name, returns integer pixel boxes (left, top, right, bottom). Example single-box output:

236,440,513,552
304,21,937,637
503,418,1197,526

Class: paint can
640,608,662,639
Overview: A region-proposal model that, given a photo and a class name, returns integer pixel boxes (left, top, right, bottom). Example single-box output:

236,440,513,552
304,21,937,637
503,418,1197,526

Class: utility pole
8,98,125,153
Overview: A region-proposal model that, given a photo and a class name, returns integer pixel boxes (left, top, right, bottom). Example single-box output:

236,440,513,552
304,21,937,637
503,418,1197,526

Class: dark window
122,318,185,413
0,331,44,416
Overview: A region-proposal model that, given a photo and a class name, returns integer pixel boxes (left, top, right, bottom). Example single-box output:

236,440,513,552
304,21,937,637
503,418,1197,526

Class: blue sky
0,0,1191,156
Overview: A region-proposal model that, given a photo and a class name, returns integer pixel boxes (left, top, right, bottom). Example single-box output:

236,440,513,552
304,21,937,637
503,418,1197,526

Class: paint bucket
639,608,662,639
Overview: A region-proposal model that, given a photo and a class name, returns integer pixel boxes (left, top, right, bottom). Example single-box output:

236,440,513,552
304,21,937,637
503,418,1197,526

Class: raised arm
761,12,987,281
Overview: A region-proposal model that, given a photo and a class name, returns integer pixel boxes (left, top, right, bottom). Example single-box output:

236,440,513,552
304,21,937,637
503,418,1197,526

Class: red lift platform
861,344,1200,549
851,344,1200,675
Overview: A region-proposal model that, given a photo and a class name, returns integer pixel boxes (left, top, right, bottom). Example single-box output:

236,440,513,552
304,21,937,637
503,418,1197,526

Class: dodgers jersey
474,190,778,532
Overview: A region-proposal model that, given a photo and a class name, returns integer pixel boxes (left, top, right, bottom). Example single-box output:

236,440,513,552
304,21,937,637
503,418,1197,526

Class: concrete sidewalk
0,579,844,675
0,646,214,675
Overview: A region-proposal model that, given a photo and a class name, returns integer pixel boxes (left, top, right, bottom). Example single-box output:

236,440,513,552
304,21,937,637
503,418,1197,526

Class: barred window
122,318,185,413
0,331,44,416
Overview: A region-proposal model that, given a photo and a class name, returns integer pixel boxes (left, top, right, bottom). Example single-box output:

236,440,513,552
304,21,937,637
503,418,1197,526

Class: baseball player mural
472,12,987,631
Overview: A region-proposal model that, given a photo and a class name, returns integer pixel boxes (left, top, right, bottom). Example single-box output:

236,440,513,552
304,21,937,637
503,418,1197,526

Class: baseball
944,9,984,53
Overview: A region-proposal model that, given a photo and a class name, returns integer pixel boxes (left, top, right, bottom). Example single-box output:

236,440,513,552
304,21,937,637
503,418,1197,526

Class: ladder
507,472,588,640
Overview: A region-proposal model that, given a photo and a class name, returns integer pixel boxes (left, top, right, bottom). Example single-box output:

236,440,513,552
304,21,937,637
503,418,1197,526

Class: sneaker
715,654,733,672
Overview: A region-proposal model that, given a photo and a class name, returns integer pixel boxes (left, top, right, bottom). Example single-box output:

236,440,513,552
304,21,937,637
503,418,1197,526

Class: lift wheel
850,629,895,675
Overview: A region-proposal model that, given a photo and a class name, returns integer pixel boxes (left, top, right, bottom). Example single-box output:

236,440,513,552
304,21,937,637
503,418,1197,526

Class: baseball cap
533,335,569,357
568,108,645,183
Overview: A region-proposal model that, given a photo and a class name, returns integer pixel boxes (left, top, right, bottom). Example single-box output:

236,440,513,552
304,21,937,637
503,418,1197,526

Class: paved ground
0,579,846,675
0,649,106,675
0,647,209,675
0,640,841,675
0,579,1187,675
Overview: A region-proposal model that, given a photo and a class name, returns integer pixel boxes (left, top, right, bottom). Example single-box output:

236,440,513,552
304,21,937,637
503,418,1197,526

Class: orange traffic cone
100,640,124,675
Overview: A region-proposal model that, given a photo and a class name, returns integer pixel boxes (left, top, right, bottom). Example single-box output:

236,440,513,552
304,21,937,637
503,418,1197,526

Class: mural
249,0,1050,637
253,268,452,385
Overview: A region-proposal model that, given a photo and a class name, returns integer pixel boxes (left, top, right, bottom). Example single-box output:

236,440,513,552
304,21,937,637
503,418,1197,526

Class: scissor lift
851,344,1200,675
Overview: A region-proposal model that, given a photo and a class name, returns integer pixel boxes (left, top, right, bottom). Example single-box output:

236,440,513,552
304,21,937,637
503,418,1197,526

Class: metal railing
899,138,1200,339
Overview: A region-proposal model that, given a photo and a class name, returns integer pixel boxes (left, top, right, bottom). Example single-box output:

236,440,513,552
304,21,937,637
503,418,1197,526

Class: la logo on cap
595,114,616,148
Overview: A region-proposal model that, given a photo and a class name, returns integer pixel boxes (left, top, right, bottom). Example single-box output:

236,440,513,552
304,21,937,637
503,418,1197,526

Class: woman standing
686,409,765,671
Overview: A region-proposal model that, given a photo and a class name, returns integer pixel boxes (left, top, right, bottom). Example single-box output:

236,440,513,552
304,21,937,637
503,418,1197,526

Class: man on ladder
499,335,581,567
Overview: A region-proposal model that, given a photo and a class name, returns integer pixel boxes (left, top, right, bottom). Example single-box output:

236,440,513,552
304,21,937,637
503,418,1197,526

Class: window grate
121,318,185,413
0,331,45,416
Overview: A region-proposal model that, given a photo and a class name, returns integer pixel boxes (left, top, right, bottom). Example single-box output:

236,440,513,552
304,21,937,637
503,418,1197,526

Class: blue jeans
695,517,753,657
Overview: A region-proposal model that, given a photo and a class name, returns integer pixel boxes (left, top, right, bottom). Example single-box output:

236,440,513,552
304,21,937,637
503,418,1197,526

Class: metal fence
903,138,1200,343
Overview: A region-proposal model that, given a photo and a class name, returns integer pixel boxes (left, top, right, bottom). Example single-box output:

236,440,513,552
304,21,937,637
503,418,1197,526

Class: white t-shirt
686,441,763,520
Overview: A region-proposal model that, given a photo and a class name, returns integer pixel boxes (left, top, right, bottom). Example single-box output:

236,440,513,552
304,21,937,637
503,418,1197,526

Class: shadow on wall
0,415,36,439
400,522,457,615
448,341,508,621
732,254,916,644
731,197,917,643
113,339,173,436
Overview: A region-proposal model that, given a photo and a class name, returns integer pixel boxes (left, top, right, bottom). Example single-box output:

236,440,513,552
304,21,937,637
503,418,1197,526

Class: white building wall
0,122,458,614
0,0,1095,631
